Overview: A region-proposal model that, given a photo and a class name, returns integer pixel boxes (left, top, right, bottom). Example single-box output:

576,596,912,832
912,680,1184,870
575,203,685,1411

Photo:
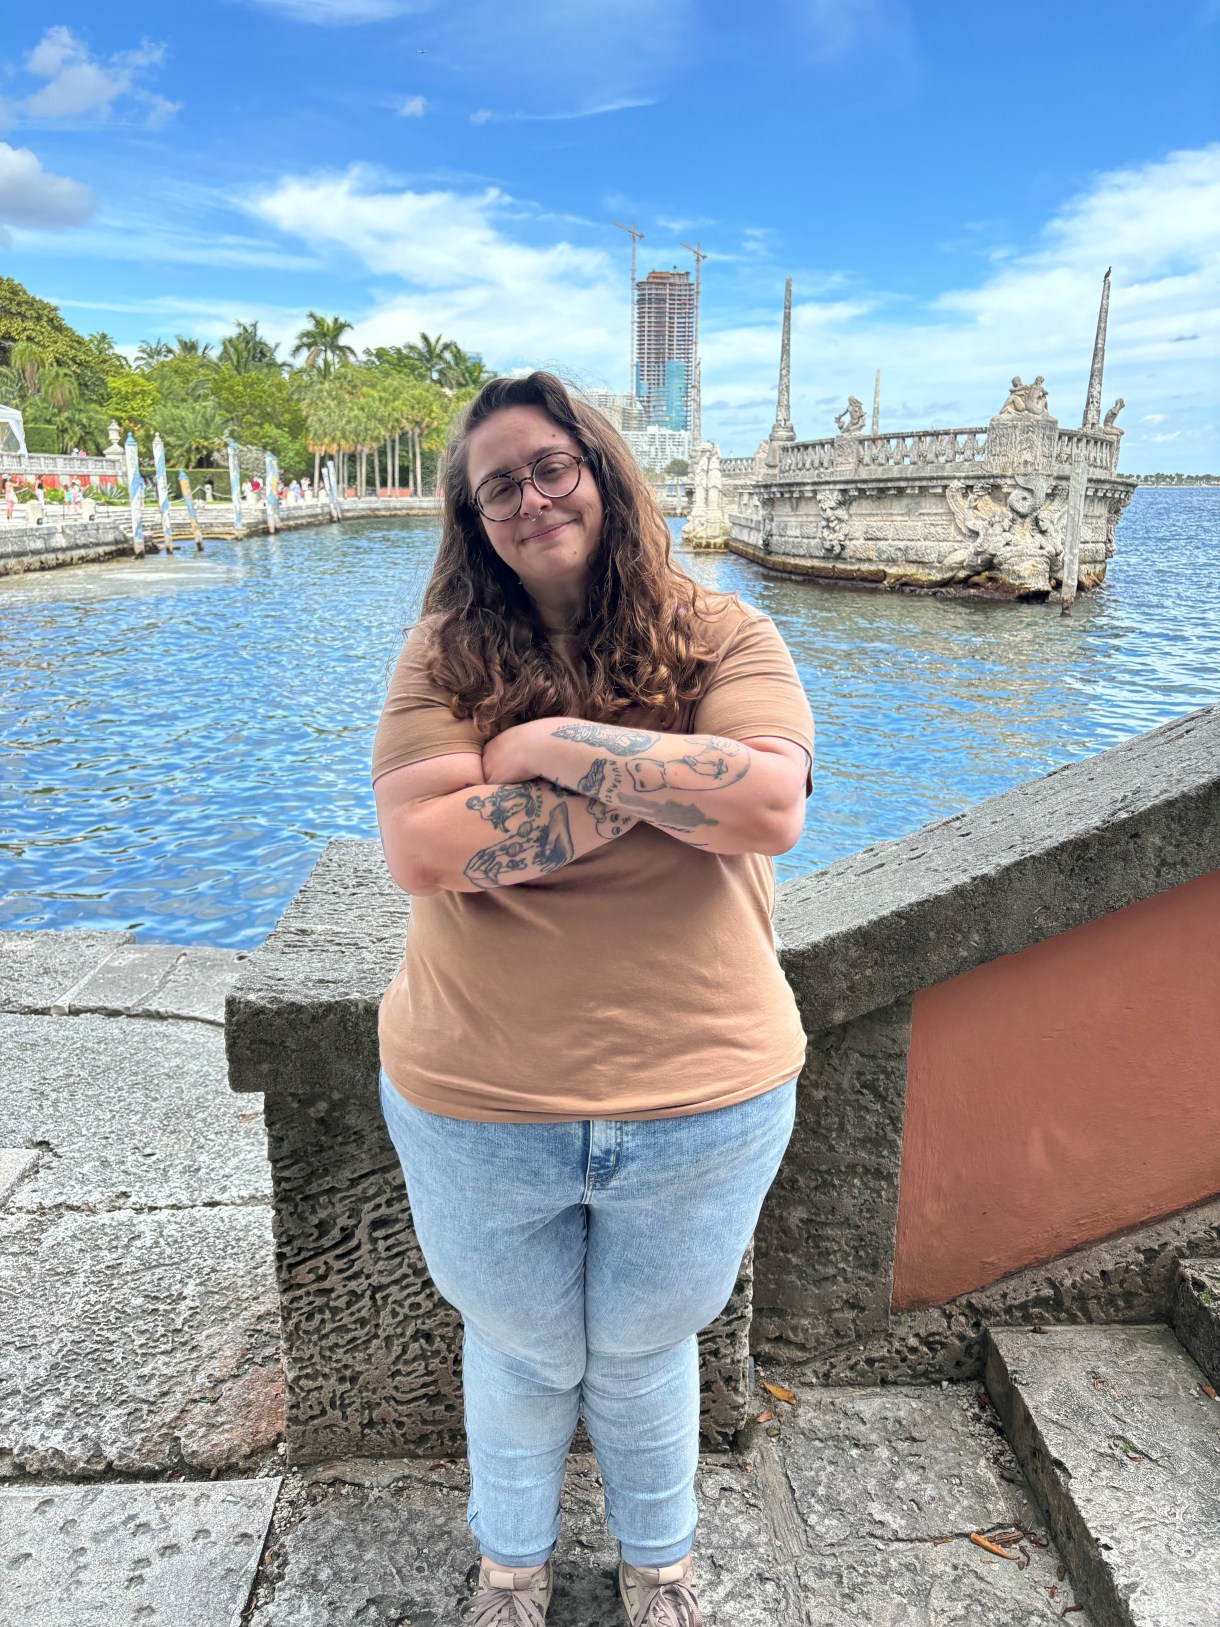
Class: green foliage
211,365,308,474
0,279,102,380
24,424,59,454
156,399,227,468
218,321,281,375
293,313,357,377
106,373,159,434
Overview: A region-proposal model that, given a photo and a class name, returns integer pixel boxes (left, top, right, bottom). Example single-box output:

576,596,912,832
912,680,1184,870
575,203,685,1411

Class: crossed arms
374,716,810,896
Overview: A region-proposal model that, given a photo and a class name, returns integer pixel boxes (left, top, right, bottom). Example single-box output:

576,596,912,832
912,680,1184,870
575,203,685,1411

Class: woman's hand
480,718,559,786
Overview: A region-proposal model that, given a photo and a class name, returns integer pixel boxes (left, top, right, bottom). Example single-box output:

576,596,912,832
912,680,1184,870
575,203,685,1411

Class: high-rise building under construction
635,269,694,433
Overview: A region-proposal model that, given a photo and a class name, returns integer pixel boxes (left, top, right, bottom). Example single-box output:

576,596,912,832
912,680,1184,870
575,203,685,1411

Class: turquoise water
2,488,1217,948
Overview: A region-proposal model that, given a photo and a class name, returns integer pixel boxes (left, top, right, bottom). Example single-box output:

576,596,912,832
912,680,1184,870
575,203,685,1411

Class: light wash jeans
379,1068,797,1570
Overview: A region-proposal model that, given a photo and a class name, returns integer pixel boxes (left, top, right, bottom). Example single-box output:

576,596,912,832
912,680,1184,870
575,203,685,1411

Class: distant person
372,372,813,1627
290,479,301,502
3,477,14,522
301,476,312,501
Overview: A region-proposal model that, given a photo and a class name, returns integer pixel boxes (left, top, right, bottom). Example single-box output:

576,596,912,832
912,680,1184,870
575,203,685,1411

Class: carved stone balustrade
1056,429,1120,474
225,845,757,1465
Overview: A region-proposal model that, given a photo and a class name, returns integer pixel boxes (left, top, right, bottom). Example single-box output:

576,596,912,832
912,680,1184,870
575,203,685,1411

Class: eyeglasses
474,451,584,521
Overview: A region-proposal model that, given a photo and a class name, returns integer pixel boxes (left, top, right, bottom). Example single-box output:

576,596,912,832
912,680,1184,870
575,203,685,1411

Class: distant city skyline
1,3,1217,469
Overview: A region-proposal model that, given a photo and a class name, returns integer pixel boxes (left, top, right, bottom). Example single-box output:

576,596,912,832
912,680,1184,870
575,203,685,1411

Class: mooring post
1060,438,1089,614
124,431,145,557
227,439,244,536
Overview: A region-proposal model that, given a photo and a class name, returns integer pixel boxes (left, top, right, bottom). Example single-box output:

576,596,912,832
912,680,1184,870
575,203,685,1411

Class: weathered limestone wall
759,702,1220,1380
0,517,132,577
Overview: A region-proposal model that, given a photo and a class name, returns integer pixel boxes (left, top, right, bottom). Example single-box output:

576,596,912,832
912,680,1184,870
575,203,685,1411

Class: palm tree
135,338,173,369
8,340,48,397
172,336,215,361
403,332,456,385
292,313,357,378
219,321,281,374
34,364,80,414
157,400,226,469
440,343,495,391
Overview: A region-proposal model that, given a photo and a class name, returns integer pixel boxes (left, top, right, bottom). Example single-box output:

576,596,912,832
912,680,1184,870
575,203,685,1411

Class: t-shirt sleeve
371,621,485,783
690,608,815,796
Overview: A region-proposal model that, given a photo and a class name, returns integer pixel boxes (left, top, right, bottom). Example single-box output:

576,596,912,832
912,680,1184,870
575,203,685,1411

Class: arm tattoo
586,796,635,839
553,722,749,796
554,723,656,755
615,793,719,833
463,781,575,888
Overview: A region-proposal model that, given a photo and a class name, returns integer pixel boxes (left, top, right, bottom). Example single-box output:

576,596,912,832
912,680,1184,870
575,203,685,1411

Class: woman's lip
522,518,570,542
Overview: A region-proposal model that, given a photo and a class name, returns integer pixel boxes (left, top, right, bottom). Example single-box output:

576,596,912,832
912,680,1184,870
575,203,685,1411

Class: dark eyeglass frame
474,452,585,521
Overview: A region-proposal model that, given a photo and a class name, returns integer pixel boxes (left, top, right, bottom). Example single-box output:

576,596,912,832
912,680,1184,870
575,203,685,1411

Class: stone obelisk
871,368,880,435
1082,267,1111,430
766,278,796,466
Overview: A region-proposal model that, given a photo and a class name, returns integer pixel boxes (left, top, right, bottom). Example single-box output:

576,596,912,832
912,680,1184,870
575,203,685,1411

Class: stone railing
856,428,988,468
718,456,758,480
1055,428,1120,474
5,453,122,479
228,703,1220,1459
778,439,836,474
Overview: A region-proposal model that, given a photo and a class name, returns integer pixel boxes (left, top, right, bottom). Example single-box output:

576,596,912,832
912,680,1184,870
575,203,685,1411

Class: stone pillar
984,411,1060,475
871,369,880,436
765,278,797,468
1060,440,1089,614
1082,268,1111,431
682,442,728,550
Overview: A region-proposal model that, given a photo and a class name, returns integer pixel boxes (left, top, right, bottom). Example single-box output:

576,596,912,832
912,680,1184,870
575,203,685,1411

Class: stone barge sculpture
685,270,1136,601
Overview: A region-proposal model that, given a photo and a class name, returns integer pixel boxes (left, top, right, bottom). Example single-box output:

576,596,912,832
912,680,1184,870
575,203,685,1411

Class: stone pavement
0,929,1092,1623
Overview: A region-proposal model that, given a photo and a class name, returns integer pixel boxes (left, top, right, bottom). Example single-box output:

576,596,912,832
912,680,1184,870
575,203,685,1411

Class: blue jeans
379,1069,797,1570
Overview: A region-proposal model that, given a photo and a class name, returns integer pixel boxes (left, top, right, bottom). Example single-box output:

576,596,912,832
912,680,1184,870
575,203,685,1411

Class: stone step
1171,1258,1220,1390
985,1323,1220,1626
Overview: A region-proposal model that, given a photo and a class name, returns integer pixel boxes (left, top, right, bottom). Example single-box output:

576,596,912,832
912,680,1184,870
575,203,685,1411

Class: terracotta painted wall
892,868,1220,1310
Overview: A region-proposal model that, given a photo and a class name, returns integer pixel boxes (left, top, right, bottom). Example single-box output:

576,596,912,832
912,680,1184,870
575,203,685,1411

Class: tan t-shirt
371,593,814,1122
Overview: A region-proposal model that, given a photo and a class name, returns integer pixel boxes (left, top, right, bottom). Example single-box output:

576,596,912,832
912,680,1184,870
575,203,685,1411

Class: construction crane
612,220,644,429
680,240,707,449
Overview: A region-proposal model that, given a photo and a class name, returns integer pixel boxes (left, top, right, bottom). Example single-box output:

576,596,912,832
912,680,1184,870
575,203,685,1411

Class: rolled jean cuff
618,1535,696,1569
480,1544,555,1568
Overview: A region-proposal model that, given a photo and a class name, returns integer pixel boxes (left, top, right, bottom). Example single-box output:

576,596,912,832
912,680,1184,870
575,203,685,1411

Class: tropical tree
440,342,495,391
172,336,215,361
105,372,159,436
218,321,281,375
7,339,47,398
293,312,357,378
156,399,226,469
403,331,456,385
135,338,173,369
36,364,81,414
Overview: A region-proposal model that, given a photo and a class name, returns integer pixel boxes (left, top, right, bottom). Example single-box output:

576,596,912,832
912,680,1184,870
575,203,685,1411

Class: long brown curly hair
418,371,732,739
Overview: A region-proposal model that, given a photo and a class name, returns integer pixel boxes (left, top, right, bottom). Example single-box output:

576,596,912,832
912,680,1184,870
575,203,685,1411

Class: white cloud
246,165,624,376
18,27,176,126
469,108,492,125
398,95,426,117
0,141,94,230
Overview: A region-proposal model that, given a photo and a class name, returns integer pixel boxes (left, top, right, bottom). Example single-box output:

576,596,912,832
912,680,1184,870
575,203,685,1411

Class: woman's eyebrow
485,443,569,480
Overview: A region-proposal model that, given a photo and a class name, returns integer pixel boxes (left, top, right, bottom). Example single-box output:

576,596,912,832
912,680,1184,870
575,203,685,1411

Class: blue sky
2,0,1218,469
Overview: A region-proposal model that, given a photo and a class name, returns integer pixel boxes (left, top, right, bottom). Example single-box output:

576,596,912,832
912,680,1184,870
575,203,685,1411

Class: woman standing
372,373,813,1626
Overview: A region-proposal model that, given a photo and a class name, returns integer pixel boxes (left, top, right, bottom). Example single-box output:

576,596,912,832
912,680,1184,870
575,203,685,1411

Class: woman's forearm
401,777,636,895
530,721,796,854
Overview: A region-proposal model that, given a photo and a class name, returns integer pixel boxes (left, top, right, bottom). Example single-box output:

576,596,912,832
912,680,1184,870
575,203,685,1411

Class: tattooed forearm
552,723,750,798
554,723,656,756
463,782,574,888
586,796,635,839
615,793,719,833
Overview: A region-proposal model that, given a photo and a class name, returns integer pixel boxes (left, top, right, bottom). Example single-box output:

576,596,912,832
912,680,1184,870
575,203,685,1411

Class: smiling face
465,404,604,627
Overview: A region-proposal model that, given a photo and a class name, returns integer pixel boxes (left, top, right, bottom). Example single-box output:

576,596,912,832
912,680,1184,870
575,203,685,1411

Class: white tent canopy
0,405,27,456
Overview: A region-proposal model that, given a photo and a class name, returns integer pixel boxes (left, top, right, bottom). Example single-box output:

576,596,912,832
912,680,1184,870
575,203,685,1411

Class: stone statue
834,396,865,434
1103,397,1125,433
1025,376,1049,416
999,377,1028,416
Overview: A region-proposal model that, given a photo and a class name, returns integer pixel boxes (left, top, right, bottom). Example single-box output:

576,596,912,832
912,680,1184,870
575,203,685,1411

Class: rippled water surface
2,488,1217,947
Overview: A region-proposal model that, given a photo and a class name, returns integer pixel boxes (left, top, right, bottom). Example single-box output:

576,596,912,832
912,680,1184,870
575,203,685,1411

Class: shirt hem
379,1052,806,1123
